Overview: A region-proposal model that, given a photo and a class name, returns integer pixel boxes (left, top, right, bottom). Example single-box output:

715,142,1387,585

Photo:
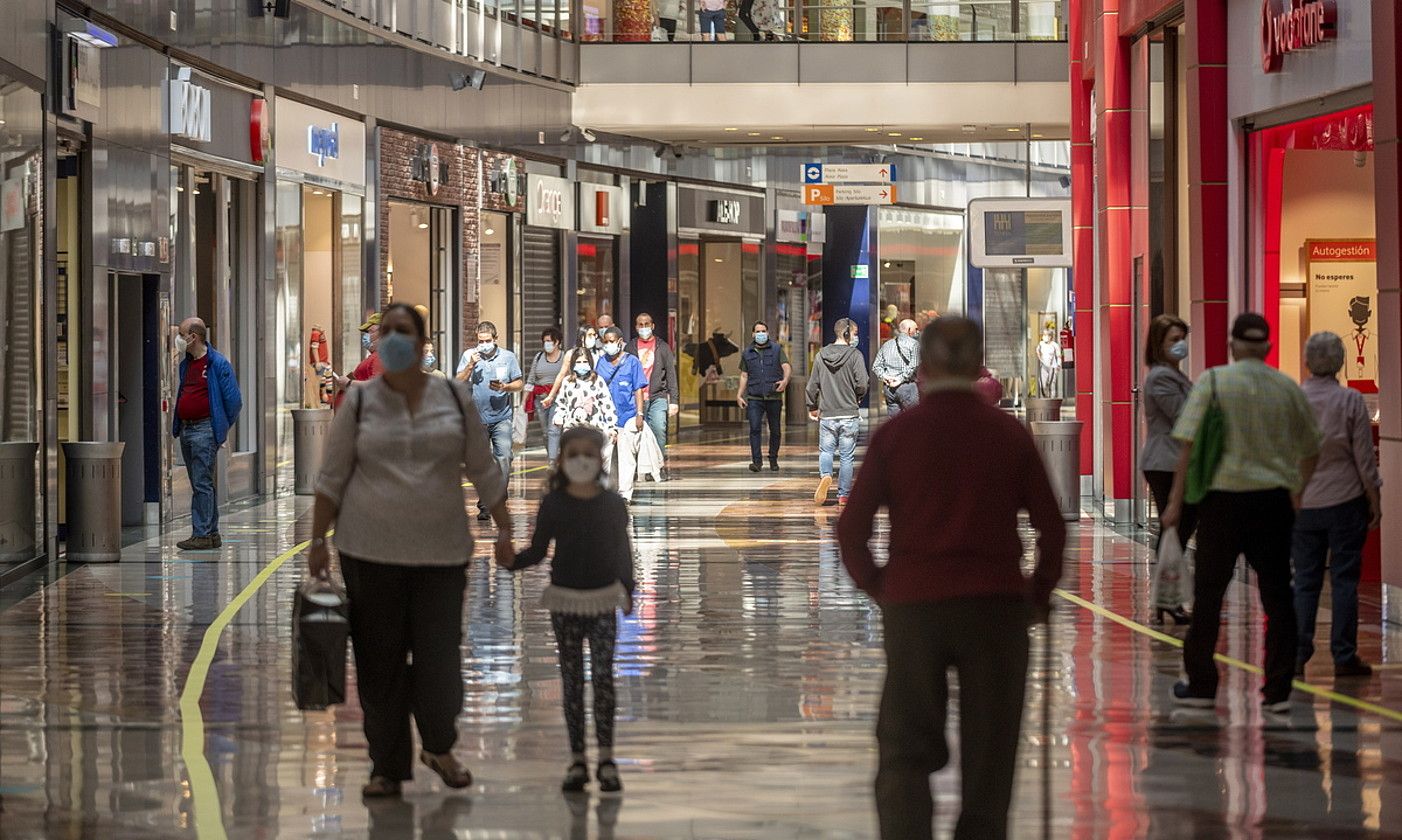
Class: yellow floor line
1054,587,1402,724
180,538,309,840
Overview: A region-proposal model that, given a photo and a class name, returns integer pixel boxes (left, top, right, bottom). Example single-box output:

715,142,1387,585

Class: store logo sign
412,143,444,195
308,122,340,166
249,99,269,163
709,199,742,225
1260,0,1336,74
169,69,212,143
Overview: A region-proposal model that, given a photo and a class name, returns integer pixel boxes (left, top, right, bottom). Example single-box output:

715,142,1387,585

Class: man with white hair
872,318,921,419
1163,313,1321,714
1292,331,1381,678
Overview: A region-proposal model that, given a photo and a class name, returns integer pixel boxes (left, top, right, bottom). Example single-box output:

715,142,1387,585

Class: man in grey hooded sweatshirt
807,317,869,506
873,318,921,419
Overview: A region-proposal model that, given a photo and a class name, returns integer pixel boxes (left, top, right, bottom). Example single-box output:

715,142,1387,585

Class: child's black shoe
561,761,589,792
597,760,623,794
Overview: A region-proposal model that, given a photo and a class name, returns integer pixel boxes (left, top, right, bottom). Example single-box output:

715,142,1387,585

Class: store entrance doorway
685,238,759,426
387,201,457,368
113,272,161,527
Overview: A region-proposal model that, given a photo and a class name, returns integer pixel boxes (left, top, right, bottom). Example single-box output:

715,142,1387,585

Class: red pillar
1094,0,1134,507
1372,1,1402,616
1184,0,1230,368
1070,0,1095,477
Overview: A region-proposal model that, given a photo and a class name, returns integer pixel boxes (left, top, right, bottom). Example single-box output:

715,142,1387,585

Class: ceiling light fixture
865,127,881,133
771,136,784,140
418,222,429,229
484,227,495,236
723,127,738,132
1006,127,1021,133
887,132,902,137
747,131,761,137
909,136,925,141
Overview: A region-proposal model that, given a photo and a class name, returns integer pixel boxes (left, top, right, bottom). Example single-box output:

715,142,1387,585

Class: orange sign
803,184,896,206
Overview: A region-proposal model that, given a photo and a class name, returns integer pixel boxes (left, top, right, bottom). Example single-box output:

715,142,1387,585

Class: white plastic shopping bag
1151,530,1190,609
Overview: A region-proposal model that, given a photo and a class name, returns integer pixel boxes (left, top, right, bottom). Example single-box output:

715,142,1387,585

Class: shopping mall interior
2,0,1402,836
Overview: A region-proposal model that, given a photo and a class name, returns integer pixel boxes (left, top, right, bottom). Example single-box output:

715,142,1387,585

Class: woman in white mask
1140,314,1196,626
542,324,602,411
498,426,636,795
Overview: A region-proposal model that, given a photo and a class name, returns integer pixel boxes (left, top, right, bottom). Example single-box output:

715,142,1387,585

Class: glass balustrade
314,0,1061,71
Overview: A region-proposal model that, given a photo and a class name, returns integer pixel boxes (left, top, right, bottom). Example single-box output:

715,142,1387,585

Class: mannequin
1036,329,1062,398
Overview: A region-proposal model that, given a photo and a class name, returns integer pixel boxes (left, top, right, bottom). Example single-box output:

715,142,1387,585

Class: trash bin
1030,420,1082,522
293,408,334,496
63,441,125,562
0,441,38,561
1025,397,1063,424
785,375,808,427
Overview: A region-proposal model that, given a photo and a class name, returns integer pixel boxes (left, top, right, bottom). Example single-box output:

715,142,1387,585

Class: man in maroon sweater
838,316,1065,840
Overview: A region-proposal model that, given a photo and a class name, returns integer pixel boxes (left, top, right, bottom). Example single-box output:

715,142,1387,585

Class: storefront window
877,207,965,329
0,78,43,564
275,181,303,410
577,236,616,327
677,240,701,426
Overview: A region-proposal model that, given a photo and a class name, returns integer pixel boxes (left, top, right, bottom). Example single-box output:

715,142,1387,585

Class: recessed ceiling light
1032,133,1044,138
771,136,784,140
909,136,925,141
883,261,892,268
418,222,429,229
484,227,495,235
865,127,881,133
747,131,761,137
723,127,738,132
1006,127,1021,132
714,257,724,262
887,132,902,137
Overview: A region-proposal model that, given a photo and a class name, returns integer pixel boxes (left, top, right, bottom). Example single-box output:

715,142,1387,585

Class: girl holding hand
499,427,635,794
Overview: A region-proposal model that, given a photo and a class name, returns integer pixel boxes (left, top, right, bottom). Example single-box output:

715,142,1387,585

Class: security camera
581,128,597,143
559,128,574,142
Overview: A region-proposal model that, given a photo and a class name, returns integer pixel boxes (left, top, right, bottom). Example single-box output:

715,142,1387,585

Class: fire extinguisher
1059,320,1075,370
309,327,334,407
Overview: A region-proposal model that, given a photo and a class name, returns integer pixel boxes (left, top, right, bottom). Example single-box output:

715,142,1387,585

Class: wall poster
1306,239,1377,390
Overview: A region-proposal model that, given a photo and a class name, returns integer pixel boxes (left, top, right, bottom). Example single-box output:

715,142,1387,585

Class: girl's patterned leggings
550,611,618,754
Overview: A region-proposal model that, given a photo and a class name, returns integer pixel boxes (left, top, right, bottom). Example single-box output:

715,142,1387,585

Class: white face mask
478,341,496,355
637,326,654,340
543,340,557,353
584,336,599,350
175,334,189,355
603,342,622,357
562,454,601,485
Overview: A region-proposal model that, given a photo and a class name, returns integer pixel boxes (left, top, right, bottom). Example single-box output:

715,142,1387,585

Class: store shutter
522,226,562,345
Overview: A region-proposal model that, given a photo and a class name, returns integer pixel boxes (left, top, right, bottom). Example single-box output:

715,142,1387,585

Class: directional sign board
804,184,898,206
802,163,897,184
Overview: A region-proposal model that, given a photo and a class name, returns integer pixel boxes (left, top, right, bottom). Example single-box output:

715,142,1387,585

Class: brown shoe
361,775,402,798
420,750,473,789
814,474,833,505
176,535,216,551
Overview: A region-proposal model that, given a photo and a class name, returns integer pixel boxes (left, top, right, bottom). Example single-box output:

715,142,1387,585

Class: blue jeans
538,403,561,462
180,419,218,536
481,418,514,512
1292,495,1370,666
747,398,782,463
645,397,670,457
818,417,859,498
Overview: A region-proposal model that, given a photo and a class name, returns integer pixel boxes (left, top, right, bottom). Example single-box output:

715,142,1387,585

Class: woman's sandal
419,750,474,789
361,775,403,798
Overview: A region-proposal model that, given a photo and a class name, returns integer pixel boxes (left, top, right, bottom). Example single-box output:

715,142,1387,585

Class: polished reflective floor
3,425,1402,838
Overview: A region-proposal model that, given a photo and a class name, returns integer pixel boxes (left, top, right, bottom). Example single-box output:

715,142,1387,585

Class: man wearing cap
1163,313,1322,715
333,312,383,409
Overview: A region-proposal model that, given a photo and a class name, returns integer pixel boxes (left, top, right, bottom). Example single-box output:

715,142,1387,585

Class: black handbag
292,576,350,711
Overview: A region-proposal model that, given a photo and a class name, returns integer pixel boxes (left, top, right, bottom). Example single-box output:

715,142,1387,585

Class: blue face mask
754,332,769,345
1168,340,1189,361
423,353,437,369
379,331,419,374
361,332,372,352
573,363,592,378
543,340,556,354
850,335,859,349
637,327,654,341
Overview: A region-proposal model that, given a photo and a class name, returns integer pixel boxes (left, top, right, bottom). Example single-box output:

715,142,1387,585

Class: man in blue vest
171,317,243,551
737,320,792,472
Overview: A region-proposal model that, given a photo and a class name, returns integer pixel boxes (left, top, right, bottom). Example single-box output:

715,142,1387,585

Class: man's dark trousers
1183,488,1297,703
747,398,782,464
876,597,1029,840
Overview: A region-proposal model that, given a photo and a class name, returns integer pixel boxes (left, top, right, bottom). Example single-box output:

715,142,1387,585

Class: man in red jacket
838,316,1065,840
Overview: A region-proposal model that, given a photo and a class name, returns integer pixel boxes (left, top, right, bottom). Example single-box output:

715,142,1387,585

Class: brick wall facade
377,127,482,341
376,130,527,347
